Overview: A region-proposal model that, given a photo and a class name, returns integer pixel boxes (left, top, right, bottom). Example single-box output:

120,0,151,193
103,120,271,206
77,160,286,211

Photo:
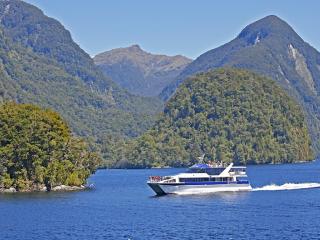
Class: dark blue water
1,161,320,240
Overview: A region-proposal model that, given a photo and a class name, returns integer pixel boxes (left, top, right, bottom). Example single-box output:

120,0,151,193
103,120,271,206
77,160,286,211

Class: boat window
187,167,226,175
179,178,210,182
205,168,225,175
164,178,176,183
231,168,246,174
180,177,237,183
210,177,232,182
187,168,206,173
236,177,248,181
211,177,221,182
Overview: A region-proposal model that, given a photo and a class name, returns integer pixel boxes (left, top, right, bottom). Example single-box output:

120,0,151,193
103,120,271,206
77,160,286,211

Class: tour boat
147,162,251,195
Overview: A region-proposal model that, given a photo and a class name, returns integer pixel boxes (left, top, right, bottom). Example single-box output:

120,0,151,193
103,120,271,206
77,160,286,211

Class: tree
0,102,102,191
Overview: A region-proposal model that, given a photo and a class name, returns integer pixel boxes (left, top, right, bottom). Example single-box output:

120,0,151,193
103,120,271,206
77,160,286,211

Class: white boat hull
149,183,252,195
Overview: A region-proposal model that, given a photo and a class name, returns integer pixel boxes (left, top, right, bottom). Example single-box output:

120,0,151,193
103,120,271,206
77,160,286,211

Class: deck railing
148,176,163,182
149,176,176,183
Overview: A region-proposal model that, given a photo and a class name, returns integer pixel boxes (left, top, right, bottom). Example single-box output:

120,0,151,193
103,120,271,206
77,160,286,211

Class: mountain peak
94,46,192,96
94,44,145,59
128,44,142,51
238,15,301,44
260,15,285,22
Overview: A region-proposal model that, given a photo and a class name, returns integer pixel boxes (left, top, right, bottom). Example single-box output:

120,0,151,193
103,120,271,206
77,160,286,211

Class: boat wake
252,182,320,191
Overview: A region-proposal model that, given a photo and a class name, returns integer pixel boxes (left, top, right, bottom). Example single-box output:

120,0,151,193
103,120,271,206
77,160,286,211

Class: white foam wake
252,182,320,191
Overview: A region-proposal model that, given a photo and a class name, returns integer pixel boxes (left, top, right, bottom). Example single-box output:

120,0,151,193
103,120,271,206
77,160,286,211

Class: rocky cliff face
94,45,192,96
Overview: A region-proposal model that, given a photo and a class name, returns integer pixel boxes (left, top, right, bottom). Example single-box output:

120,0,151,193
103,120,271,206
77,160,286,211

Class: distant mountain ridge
0,0,162,145
160,15,320,154
94,45,192,96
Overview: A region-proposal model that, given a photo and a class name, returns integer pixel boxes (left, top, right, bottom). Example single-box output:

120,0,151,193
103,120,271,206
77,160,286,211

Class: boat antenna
198,154,205,163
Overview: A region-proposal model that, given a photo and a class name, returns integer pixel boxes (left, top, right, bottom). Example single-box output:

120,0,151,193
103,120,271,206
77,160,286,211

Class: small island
0,102,101,193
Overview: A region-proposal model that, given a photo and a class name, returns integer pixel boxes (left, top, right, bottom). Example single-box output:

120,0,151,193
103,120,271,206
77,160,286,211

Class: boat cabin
187,164,246,175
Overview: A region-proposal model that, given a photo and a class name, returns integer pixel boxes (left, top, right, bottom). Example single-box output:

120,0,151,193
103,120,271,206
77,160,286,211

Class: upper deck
186,163,247,177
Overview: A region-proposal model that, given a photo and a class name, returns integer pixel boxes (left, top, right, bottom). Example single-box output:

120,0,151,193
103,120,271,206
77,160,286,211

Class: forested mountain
104,69,314,168
0,0,162,146
160,15,320,154
0,1,315,170
94,45,191,96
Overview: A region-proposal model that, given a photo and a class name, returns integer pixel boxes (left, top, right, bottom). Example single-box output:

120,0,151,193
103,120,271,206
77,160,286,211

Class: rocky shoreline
0,185,87,193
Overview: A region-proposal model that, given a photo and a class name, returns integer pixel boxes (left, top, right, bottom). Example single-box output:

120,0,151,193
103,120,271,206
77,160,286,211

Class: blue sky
25,0,320,59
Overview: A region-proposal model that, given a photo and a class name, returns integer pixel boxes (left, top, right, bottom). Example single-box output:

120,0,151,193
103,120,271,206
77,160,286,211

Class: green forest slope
106,69,314,168
0,0,162,148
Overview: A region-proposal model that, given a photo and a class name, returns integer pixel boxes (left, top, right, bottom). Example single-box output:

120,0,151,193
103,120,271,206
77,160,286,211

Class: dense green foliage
160,15,320,154
0,102,101,191
106,69,314,168
0,1,162,152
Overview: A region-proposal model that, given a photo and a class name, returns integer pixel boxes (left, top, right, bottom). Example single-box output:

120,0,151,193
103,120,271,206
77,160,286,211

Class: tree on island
0,102,101,192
